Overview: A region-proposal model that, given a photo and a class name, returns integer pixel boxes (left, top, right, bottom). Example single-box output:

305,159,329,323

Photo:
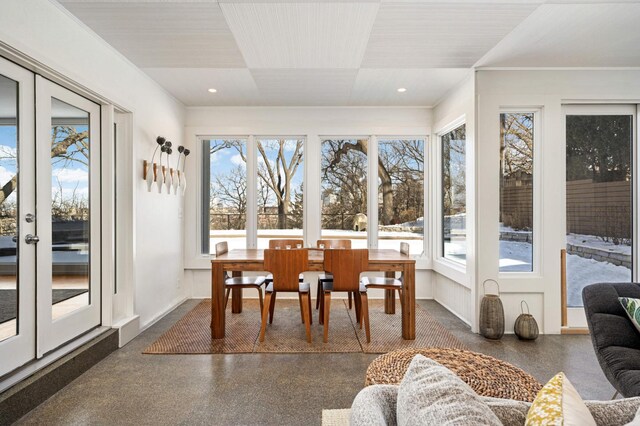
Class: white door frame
0,57,36,377
562,104,637,328
35,76,101,356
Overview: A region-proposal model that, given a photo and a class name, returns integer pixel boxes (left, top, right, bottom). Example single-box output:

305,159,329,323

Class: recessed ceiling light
208,88,217,93
397,88,407,93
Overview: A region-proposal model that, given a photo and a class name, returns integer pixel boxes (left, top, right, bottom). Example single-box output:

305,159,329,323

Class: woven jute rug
144,298,466,354
347,300,468,353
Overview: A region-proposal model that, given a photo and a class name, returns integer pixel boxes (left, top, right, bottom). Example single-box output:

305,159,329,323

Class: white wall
475,69,640,334
431,73,476,327
183,106,434,300
0,0,187,331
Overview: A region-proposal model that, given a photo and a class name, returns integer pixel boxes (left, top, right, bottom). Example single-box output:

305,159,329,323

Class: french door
0,60,101,377
563,104,636,328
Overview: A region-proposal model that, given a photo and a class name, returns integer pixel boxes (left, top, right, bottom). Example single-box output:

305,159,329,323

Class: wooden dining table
211,248,416,340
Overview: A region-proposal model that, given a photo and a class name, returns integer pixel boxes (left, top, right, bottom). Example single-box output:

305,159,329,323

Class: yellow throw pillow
525,372,596,426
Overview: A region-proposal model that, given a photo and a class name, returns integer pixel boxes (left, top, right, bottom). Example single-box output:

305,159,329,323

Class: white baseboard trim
434,297,471,327
112,315,140,347
138,296,188,334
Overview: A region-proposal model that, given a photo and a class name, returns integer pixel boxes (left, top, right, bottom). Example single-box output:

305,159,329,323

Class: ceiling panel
250,69,358,105
58,1,246,68
350,69,469,106
143,68,260,106
476,3,640,67
361,2,539,68
220,2,379,68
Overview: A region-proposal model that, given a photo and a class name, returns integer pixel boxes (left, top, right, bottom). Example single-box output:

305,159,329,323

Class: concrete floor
16,299,613,425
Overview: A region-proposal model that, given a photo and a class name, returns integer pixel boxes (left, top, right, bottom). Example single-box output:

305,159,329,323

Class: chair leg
323,291,332,343
301,292,312,343
257,288,264,313
319,284,324,325
316,279,322,310
348,291,353,309
354,292,361,324
224,287,231,310
397,288,403,313
307,289,313,325
259,292,272,342
298,293,305,324
360,292,371,343
269,291,277,324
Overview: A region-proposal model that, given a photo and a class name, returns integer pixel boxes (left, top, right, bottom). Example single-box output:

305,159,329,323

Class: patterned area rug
143,298,466,354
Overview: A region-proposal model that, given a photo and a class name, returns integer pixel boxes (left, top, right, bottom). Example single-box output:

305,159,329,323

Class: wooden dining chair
260,248,313,343
215,241,266,312
359,242,409,342
320,249,368,343
315,239,353,310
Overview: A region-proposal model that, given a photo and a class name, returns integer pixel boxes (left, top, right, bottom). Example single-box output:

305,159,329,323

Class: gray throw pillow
397,355,502,426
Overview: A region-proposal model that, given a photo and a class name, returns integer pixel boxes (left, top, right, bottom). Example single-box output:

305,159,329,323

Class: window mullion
247,135,257,249
368,135,378,249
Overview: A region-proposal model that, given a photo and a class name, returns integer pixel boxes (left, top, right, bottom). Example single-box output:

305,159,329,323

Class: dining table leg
402,262,415,340
384,271,396,314
231,271,243,314
211,262,226,339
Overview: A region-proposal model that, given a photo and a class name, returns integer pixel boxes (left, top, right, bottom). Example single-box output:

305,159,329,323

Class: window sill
432,258,469,289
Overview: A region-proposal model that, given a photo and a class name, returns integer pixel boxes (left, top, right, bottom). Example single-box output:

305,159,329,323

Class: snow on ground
499,239,631,307
566,253,631,306
566,233,631,255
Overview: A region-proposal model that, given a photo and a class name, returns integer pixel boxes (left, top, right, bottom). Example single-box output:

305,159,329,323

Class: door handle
25,234,39,244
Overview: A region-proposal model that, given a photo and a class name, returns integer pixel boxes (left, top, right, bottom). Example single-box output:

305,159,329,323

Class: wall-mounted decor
143,136,188,195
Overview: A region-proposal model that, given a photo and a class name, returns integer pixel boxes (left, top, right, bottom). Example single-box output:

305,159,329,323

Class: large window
321,139,368,248
499,113,534,272
565,110,633,307
377,139,425,253
203,138,247,253
441,124,466,263
256,138,304,249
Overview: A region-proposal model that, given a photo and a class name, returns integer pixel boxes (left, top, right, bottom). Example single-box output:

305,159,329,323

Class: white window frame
434,116,468,278
498,108,543,278
318,135,428,256
200,135,306,254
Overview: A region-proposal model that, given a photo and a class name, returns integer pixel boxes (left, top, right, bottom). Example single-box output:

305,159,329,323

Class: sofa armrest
586,397,640,425
350,385,399,426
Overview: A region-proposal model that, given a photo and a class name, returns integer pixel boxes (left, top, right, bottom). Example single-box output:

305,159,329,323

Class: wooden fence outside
501,176,631,240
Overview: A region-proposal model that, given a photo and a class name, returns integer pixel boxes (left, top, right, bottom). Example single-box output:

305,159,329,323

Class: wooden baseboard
561,327,589,335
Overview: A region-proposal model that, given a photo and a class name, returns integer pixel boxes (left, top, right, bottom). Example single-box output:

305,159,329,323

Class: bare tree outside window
442,125,466,263
378,139,424,253
499,113,534,272
206,139,247,252
321,139,368,248
256,138,304,248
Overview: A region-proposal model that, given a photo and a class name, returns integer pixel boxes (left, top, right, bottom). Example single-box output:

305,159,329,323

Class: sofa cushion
525,372,595,426
396,355,501,426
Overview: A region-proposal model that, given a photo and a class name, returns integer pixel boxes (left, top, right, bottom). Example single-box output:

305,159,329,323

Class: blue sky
0,123,89,205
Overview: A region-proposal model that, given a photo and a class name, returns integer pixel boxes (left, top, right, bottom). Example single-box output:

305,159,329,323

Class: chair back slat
268,239,304,249
323,249,368,292
215,241,229,257
400,242,410,256
264,249,309,292
316,239,351,249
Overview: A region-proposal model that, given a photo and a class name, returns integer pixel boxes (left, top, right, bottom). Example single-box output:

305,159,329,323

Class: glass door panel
36,77,100,356
0,58,36,377
564,105,635,327
50,98,90,320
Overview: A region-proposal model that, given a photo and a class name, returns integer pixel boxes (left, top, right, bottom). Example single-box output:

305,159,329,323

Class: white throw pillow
396,354,502,426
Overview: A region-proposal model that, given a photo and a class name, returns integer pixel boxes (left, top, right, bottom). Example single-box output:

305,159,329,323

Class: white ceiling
56,0,640,107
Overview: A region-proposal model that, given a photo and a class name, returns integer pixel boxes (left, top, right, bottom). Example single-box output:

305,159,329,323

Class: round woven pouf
365,348,542,402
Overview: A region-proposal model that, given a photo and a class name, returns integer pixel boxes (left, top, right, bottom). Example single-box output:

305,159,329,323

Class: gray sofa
350,384,640,426
583,283,640,397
